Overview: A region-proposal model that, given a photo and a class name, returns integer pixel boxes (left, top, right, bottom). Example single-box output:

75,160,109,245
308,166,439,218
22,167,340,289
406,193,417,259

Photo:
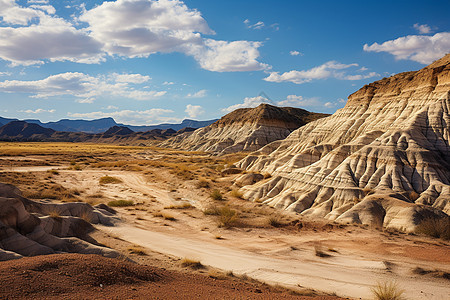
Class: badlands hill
237,54,450,232
162,104,329,155
0,183,119,261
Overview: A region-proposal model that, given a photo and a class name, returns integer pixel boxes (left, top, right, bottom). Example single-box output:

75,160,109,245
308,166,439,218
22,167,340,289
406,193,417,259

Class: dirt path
99,223,449,300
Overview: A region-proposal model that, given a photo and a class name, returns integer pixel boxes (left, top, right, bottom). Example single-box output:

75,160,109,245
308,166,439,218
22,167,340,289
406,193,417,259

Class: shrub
195,178,210,189
415,217,450,240
165,203,193,209
371,281,404,300
99,175,123,184
128,246,147,256
230,189,243,199
47,169,59,175
49,211,62,219
162,213,176,221
108,200,134,207
216,206,238,228
180,258,204,269
210,189,223,201
267,215,285,227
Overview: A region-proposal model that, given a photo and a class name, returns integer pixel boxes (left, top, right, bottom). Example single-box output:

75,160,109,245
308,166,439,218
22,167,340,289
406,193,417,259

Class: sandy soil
1,146,449,299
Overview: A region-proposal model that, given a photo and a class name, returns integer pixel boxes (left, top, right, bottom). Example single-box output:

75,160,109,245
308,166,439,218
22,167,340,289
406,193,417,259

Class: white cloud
185,104,204,118
0,72,166,101
264,61,378,84
18,108,55,113
276,95,321,107
27,0,49,3
79,0,212,58
0,72,11,76
163,81,174,85
0,0,268,72
222,95,273,112
413,23,432,34
289,50,302,56
0,0,104,65
244,20,265,30
363,32,450,64
68,108,178,126
186,89,207,98
186,39,268,72
110,73,151,84
106,105,119,110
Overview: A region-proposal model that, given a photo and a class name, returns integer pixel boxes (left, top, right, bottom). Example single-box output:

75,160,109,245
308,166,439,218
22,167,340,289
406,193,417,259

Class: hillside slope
161,104,328,155
237,54,450,231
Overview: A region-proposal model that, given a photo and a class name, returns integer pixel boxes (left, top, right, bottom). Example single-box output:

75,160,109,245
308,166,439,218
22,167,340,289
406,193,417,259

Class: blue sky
0,0,449,125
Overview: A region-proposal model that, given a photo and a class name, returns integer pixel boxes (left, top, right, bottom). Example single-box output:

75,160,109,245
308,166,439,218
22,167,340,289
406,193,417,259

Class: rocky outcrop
237,54,450,232
0,183,119,261
161,104,329,155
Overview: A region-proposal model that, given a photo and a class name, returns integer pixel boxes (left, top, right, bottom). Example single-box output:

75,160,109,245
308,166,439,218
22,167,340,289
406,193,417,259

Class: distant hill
162,104,329,155
0,117,217,133
0,121,179,145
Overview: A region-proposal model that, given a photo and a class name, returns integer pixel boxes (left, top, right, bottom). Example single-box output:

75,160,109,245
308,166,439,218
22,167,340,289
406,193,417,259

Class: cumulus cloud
79,0,212,57
222,95,273,112
413,23,432,34
289,50,302,56
0,72,166,101
110,73,151,84
186,39,268,72
363,32,450,64
18,108,55,113
185,104,204,118
186,89,207,98
0,0,104,65
0,0,268,72
163,81,174,85
264,61,378,84
68,108,178,126
276,95,321,107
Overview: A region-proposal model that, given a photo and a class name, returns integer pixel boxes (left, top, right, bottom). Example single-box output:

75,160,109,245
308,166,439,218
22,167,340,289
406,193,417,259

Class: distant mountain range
0,120,196,145
0,116,218,133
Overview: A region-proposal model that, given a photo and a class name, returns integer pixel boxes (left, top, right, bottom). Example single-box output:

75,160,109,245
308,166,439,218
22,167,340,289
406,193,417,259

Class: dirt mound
0,253,343,299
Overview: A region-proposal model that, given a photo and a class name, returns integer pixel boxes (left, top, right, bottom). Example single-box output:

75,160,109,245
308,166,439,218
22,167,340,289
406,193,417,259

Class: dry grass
180,258,204,269
48,210,61,219
267,215,286,227
99,175,123,185
108,200,134,207
408,191,420,201
210,189,223,201
415,217,450,240
195,178,210,189
164,203,193,209
127,245,148,256
229,189,243,199
216,206,238,228
314,245,332,258
161,212,176,221
371,281,404,300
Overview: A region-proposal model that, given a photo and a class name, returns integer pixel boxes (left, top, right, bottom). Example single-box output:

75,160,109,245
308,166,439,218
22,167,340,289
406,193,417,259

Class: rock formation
162,104,329,155
237,54,450,232
0,183,119,261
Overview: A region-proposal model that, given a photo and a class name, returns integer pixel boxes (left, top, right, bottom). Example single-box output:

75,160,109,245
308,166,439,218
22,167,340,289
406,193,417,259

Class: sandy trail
100,224,449,300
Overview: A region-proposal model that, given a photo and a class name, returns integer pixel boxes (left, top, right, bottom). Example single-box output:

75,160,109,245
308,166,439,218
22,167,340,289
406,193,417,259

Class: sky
0,0,449,125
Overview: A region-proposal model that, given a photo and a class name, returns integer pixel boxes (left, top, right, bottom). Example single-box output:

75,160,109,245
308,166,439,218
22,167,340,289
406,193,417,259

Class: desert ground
0,142,449,299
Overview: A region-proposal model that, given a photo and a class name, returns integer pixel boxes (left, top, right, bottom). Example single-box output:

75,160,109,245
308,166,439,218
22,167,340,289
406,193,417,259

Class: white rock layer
237,54,450,232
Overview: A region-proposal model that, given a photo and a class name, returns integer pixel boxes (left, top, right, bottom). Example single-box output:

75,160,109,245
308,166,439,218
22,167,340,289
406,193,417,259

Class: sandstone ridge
237,54,450,232
161,104,328,155
0,183,119,261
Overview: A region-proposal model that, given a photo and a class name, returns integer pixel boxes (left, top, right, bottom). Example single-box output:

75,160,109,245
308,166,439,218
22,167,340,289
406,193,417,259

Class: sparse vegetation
216,206,238,228
99,175,123,184
180,258,204,269
195,178,210,189
370,281,404,300
49,211,62,219
47,169,59,175
267,215,285,227
162,212,176,221
210,189,223,201
108,200,134,207
230,189,243,199
128,245,148,256
314,245,332,258
165,203,193,209
415,217,450,240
